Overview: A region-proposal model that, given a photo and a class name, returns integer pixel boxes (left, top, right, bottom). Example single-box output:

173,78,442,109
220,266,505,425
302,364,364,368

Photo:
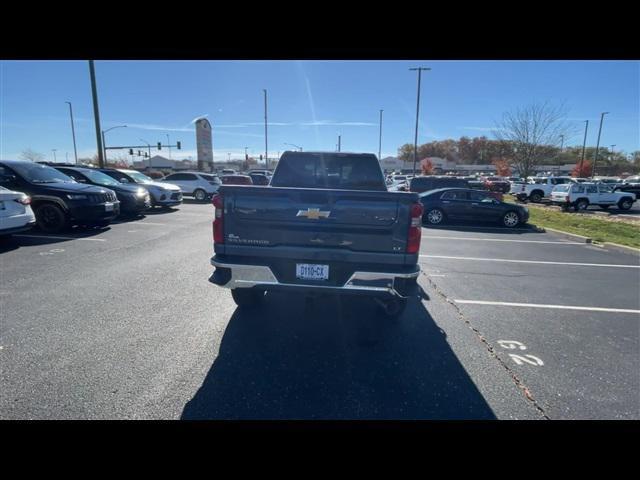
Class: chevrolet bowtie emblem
297,208,331,219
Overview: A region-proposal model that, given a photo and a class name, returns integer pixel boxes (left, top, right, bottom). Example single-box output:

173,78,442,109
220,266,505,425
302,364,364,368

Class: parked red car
220,175,253,185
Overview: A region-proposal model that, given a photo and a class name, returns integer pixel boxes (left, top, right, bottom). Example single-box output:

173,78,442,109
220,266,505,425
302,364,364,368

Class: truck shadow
424,222,542,235
181,290,495,420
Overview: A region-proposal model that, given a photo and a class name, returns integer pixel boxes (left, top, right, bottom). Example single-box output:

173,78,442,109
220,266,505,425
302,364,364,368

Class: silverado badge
296,208,331,220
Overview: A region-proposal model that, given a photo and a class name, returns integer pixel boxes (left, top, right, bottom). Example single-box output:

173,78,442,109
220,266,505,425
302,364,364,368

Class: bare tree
19,148,45,162
493,102,574,178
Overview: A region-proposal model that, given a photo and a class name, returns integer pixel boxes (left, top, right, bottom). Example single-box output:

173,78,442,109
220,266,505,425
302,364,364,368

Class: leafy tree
571,160,592,178
492,158,511,177
420,158,434,175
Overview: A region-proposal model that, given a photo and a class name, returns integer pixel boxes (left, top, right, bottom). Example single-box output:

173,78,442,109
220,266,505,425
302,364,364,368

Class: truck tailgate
218,186,418,254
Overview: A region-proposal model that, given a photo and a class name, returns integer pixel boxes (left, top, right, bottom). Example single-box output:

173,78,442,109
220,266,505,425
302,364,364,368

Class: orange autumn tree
492,158,511,177
420,158,434,175
571,160,591,178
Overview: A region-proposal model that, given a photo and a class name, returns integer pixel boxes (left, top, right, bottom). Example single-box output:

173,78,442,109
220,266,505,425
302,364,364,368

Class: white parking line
419,254,640,269
422,235,582,245
454,299,640,314
132,222,166,226
14,234,106,242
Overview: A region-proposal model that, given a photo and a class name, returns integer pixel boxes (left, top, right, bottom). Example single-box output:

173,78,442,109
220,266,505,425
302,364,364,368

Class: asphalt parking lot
1,201,638,419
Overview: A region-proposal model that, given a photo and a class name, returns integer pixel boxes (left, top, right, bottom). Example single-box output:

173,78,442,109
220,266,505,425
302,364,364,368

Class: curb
597,242,640,255
538,226,592,244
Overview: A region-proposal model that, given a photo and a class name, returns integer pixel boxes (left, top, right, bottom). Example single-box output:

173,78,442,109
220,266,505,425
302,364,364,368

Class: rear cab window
271,152,386,191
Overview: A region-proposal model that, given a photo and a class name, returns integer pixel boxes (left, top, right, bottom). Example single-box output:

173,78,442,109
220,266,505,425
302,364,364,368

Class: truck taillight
407,202,424,254
212,194,224,243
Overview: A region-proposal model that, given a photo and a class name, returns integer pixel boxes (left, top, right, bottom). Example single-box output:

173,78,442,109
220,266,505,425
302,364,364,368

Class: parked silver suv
161,171,221,202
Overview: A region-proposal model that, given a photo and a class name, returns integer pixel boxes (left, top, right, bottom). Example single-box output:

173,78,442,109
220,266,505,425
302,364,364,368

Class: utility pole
140,139,151,162
166,134,172,159
580,120,589,173
65,101,78,164
52,149,57,162
337,135,341,152
610,144,616,160
409,67,431,176
263,89,268,170
88,61,105,168
592,112,609,178
378,109,383,160
560,134,564,152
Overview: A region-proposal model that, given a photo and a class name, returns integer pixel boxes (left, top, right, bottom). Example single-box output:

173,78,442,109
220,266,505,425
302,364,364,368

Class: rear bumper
0,219,36,235
209,256,420,299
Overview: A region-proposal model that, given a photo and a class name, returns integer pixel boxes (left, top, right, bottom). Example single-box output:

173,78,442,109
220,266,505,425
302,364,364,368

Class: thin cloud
459,126,495,132
301,121,377,126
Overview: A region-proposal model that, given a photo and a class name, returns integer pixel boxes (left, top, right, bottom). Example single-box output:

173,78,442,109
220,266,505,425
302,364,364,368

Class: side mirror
120,178,129,183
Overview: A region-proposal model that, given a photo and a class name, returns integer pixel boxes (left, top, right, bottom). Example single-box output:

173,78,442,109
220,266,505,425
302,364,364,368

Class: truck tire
575,199,589,211
231,288,265,307
194,189,207,202
35,203,69,233
618,197,634,211
529,191,544,203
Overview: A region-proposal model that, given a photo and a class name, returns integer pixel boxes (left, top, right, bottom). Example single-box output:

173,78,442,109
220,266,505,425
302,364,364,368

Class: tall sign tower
195,118,213,172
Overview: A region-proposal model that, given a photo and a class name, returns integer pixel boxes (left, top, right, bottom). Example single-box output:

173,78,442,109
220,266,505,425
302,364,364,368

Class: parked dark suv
0,160,120,233
49,164,151,215
409,175,470,193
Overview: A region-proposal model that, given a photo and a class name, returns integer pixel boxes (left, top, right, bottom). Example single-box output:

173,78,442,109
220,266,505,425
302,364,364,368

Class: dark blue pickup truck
209,151,424,317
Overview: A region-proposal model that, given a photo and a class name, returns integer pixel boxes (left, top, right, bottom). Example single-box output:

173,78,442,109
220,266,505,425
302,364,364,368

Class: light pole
52,149,57,162
592,112,609,177
409,67,431,176
88,60,105,167
337,135,341,152
102,125,127,164
166,133,171,159
227,153,231,162
65,101,78,164
140,139,152,166
378,109,383,160
610,144,616,160
560,134,564,152
284,143,302,151
263,89,268,170
580,120,589,174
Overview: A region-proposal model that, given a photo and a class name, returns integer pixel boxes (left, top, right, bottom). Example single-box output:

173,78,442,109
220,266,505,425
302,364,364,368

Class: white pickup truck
515,176,576,203
550,182,635,211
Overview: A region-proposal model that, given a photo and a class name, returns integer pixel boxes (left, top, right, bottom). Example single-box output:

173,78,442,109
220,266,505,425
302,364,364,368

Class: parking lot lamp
592,112,609,177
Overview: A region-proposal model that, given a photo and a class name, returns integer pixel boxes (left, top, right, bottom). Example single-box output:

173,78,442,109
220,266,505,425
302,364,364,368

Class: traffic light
260,154,263,161
176,141,181,150
129,149,134,155
138,150,141,156
157,142,162,150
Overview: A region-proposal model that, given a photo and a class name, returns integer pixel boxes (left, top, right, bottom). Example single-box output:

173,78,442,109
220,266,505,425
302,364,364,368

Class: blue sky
1,60,638,163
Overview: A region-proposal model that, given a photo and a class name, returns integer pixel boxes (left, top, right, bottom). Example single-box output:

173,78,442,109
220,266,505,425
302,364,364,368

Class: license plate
296,263,329,281
105,203,114,212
